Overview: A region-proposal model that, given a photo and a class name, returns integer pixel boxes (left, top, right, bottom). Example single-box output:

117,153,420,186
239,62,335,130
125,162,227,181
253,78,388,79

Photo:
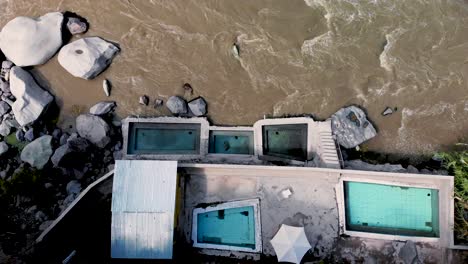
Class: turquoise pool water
209,131,254,155
127,123,200,154
262,124,308,160
197,206,256,249
344,181,439,237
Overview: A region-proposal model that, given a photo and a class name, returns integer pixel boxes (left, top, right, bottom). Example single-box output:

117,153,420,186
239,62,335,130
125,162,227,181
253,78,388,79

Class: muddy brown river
1,0,467,157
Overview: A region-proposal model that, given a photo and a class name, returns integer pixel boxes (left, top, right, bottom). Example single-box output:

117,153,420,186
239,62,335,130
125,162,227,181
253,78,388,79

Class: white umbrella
270,224,311,264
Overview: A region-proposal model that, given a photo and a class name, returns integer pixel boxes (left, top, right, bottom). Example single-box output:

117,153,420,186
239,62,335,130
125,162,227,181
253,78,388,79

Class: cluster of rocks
139,92,207,117
0,12,121,258
0,12,118,79
344,159,448,175
167,95,207,116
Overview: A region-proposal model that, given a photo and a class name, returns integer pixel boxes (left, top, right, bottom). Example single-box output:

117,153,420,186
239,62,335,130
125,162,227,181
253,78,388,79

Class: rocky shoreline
0,11,455,262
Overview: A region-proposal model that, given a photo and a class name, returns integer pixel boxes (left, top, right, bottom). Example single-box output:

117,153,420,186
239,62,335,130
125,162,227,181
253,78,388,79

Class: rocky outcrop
89,101,116,116
0,12,64,66
331,105,377,148
344,160,405,173
58,37,120,79
76,114,111,148
0,122,11,137
20,135,53,169
51,137,90,167
9,67,54,126
188,97,207,116
166,96,187,114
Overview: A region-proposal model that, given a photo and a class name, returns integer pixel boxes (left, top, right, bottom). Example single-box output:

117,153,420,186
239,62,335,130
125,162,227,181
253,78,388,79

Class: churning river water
0,0,467,157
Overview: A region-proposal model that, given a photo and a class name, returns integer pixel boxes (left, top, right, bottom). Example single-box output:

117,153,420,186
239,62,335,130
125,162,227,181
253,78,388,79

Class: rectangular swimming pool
344,181,440,237
197,206,255,249
127,122,201,155
262,124,308,161
192,199,262,253
208,130,254,155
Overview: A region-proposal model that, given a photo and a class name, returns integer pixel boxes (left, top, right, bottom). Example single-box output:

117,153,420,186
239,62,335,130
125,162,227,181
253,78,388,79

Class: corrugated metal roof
111,160,177,259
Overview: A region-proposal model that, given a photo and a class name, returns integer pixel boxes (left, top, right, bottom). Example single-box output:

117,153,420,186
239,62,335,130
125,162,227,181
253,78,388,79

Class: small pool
192,199,262,252
344,181,439,237
209,130,254,155
197,206,255,249
262,124,308,160
127,122,201,155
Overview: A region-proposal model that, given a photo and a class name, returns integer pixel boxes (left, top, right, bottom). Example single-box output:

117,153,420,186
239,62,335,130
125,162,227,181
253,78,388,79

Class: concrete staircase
316,121,341,169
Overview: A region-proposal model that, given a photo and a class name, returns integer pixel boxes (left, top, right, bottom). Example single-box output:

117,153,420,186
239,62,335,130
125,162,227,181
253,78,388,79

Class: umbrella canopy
270,224,311,264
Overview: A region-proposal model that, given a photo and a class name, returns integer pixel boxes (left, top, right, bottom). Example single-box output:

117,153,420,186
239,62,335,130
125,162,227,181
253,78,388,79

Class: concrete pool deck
177,164,458,263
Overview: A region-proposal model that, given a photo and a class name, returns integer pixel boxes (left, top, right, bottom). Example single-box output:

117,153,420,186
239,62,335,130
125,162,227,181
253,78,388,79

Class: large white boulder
76,114,111,148
21,135,53,169
331,105,377,148
58,37,120,80
0,12,64,67
9,67,54,126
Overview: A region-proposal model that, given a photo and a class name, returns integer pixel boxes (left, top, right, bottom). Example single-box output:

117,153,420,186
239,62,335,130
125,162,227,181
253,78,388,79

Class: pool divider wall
191,198,262,253
122,116,340,168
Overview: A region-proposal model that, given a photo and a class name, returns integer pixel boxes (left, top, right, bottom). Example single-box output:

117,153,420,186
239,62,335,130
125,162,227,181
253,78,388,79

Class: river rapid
1,0,467,157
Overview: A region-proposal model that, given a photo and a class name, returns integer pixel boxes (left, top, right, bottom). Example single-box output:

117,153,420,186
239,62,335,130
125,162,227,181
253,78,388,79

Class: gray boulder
76,114,111,148
0,141,8,156
66,17,88,35
66,180,82,196
344,160,405,173
166,96,187,114
58,37,120,80
331,106,377,148
382,107,394,116
51,137,90,167
0,122,11,137
188,97,207,116
52,128,62,140
0,12,64,67
1,60,14,81
0,101,11,116
20,135,53,169
103,79,111,97
16,129,25,141
9,67,54,126
139,95,149,106
0,79,10,93
89,101,116,116
59,133,69,145
25,127,35,142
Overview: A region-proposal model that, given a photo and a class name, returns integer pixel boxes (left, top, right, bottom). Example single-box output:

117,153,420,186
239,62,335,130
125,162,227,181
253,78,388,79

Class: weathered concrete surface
177,166,462,263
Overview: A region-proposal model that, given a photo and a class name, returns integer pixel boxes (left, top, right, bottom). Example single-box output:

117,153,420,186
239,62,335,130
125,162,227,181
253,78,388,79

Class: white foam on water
379,28,407,72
